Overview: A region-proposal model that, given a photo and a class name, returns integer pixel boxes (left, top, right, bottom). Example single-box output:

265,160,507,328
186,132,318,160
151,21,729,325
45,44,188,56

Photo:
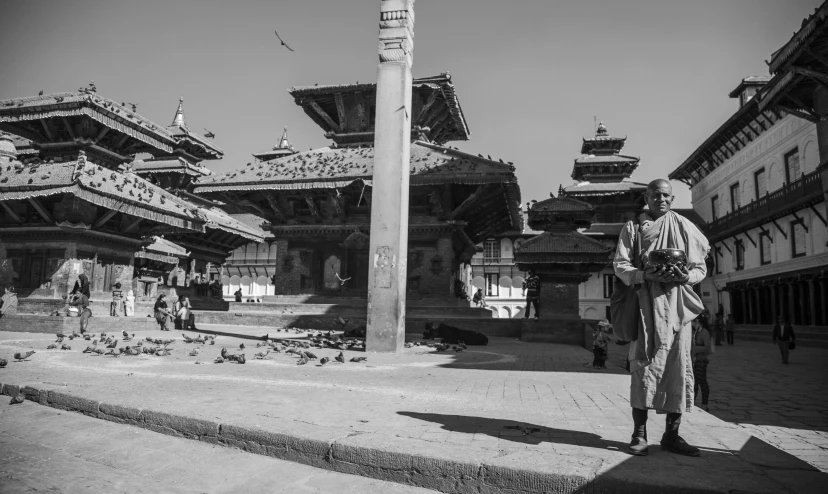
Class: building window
485,273,499,297
734,239,744,270
603,274,616,299
730,183,741,212
754,168,767,199
483,239,500,261
715,250,721,274
710,195,719,221
791,220,807,258
784,148,801,184
760,231,772,265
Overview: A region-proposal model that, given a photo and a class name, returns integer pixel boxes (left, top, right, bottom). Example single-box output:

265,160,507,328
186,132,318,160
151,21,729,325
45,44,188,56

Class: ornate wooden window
791,220,807,258
733,239,745,270
483,239,500,261
485,273,499,297
754,168,767,199
730,183,741,212
784,148,800,184
760,231,772,265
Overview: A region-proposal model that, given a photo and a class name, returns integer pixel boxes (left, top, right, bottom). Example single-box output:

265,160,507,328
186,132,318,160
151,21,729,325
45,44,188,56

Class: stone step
218,302,490,317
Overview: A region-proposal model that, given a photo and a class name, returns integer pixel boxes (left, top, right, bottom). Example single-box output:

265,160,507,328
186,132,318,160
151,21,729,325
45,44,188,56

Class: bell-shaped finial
596,121,608,137
171,96,186,127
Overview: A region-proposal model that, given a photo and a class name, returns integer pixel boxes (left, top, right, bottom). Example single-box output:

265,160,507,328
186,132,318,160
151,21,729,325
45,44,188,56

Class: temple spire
171,97,186,128
277,127,292,150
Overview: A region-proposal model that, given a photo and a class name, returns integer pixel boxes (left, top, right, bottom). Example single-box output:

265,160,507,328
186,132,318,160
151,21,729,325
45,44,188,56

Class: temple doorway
347,252,369,291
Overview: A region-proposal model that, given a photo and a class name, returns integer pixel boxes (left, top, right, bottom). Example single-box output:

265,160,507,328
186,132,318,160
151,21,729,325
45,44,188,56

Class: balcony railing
706,169,824,241
470,257,515,265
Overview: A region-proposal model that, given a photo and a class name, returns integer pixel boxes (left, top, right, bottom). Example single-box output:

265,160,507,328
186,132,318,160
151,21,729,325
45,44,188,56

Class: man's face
646,183,673,216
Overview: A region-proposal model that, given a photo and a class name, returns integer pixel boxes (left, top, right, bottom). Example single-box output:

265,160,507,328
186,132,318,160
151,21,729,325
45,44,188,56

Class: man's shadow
398,411,736,455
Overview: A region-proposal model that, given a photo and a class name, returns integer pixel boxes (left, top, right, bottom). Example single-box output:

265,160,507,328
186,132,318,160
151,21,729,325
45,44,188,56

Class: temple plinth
366,0,416,353
514,195,612,344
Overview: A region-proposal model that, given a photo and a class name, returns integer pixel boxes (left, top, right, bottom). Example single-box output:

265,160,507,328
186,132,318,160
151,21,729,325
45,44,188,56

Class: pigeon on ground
239,343,245,350
14,351,35,361
91,349,104,355
104,349,119,357
61,344,71,350
47,344,58,350
83,346,94,353
182,333,194,343
83,334,91,341
106,340,118,349
297,354,309,365
455,348,464,353
350,357,367,363
319,357,329,365
189,348,199,356
9,393,25,405
335,352,345,364
214,356,224,363
122,331,129,338
254,350,270,360
304,351,317,360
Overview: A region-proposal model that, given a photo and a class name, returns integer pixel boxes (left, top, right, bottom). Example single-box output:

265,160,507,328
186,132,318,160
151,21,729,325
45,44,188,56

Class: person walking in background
154,294,173,331
592,320,613,369
772,317,796,364
725,313,735,345
176,296,193,331
0,286,18,318
124,289,135,317
522,270,540,319
110,282,124,316
692,319,712,411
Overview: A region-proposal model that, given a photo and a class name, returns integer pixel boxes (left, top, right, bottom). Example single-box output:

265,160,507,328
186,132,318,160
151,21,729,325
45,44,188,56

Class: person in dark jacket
772,317,795,364
154,294,173,331
70,273,91,299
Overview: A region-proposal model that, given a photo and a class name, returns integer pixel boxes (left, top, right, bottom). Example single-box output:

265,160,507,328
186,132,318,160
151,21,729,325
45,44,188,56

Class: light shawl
618,211,709,414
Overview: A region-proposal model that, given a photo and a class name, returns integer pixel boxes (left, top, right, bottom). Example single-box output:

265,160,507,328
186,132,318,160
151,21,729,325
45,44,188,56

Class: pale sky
0,0,820,208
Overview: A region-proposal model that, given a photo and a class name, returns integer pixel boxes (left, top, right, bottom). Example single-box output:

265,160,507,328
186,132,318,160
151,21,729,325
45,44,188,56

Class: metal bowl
648,248,687,270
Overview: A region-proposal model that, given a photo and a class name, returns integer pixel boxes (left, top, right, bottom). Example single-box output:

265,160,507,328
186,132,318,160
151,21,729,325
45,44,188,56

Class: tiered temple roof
289,73,469,146
571,122,640,183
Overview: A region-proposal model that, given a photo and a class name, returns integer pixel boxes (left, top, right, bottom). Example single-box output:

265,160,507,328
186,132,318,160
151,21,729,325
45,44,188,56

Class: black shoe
660,435,700,457
629,437,648,456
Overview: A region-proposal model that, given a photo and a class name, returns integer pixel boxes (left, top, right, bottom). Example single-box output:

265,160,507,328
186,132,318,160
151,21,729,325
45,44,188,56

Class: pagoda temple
0,85,263,303
194,74,522,298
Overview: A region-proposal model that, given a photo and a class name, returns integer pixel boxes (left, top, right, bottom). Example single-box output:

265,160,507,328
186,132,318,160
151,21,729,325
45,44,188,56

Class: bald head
647,179,672,194
645,179,673,219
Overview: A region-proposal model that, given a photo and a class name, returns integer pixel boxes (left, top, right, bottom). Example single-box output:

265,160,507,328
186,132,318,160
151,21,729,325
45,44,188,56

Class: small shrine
514,194,612,343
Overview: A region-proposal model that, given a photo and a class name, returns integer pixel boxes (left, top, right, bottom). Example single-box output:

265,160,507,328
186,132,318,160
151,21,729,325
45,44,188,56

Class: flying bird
274,30,294,51
204,128,215,139
38,90,44,96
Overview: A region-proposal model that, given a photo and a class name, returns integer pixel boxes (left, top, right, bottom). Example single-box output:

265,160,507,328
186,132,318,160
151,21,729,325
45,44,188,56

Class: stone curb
0,381,794,494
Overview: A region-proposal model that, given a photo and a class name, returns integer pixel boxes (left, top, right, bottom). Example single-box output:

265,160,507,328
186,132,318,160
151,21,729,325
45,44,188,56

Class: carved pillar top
378,0,415,65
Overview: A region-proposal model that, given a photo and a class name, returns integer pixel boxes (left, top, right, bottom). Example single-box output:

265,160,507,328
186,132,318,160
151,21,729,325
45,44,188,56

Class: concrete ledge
2,383,803,494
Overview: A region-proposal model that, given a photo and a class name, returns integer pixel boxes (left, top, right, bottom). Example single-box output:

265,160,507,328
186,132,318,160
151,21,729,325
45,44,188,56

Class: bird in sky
274,30,294,51
204,128,216,139
38,90,44,96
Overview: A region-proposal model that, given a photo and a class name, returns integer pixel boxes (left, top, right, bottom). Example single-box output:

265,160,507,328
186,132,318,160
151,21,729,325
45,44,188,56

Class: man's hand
670,265,690,284
643,265,690,284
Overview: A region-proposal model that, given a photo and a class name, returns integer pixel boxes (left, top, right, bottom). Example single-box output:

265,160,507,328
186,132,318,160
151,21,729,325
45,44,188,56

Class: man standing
522,270,540,319
614,179,709,457
725,313,735,345
772,317,795,364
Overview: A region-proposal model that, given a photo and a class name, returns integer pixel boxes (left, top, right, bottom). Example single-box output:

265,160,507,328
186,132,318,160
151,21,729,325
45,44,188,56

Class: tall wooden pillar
770,284,778,324
741,288,749,324
821,279,828,325
809,279,817,326
787,282,796,324
800,281,808,326
366,0,415,353
747,287,755,324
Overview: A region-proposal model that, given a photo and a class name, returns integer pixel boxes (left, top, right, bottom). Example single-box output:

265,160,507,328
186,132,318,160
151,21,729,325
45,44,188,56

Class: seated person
472,289,488,307
423,322,488,345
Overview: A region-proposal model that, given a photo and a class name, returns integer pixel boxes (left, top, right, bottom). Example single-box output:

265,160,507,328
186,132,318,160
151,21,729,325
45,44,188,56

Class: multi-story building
669,77,827,329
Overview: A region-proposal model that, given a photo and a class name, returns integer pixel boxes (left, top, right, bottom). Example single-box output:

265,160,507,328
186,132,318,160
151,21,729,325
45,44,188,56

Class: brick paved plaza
1,326,826,492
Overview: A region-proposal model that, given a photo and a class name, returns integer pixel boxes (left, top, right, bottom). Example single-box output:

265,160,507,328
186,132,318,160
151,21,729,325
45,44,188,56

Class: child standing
592,320,613,369
110,282,124,316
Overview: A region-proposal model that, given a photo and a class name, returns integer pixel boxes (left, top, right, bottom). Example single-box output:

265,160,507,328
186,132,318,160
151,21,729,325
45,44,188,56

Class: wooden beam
27,197,54,223
304,99,341,132
759,225,773,243
0,201,24,224
39,119,54,140
772,219,788,239
775,104,819,123
784,93,821,120
327,191,344,217
810,204,827,227
92,209,118,229
122,217,142,233
94,126,110,144
115,133,130,148
334,93,347,129
416,90,438,125
792,212,809,233
354,92,366,131
805,47,828,72
449,184,497,220
301,191,320,219
61,117,76,139
742,230,757,248
721,241,733,254
263,191,285,222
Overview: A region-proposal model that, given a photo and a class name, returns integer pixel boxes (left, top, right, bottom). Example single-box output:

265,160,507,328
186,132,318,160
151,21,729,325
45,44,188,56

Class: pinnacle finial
596,121,608,137
171,96,186,127
277,127,293,150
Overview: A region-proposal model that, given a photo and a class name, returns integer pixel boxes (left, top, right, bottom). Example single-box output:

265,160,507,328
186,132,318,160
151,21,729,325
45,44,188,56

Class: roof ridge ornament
171,96,186,128
276,127,293,150
596,121,608,137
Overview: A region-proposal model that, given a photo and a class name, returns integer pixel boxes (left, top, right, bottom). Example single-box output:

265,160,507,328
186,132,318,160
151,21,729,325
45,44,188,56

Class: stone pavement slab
0,328,825,493
0,400,436,493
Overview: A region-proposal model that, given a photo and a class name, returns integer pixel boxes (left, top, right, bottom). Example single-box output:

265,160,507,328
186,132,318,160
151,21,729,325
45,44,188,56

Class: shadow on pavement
399,411,728,455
